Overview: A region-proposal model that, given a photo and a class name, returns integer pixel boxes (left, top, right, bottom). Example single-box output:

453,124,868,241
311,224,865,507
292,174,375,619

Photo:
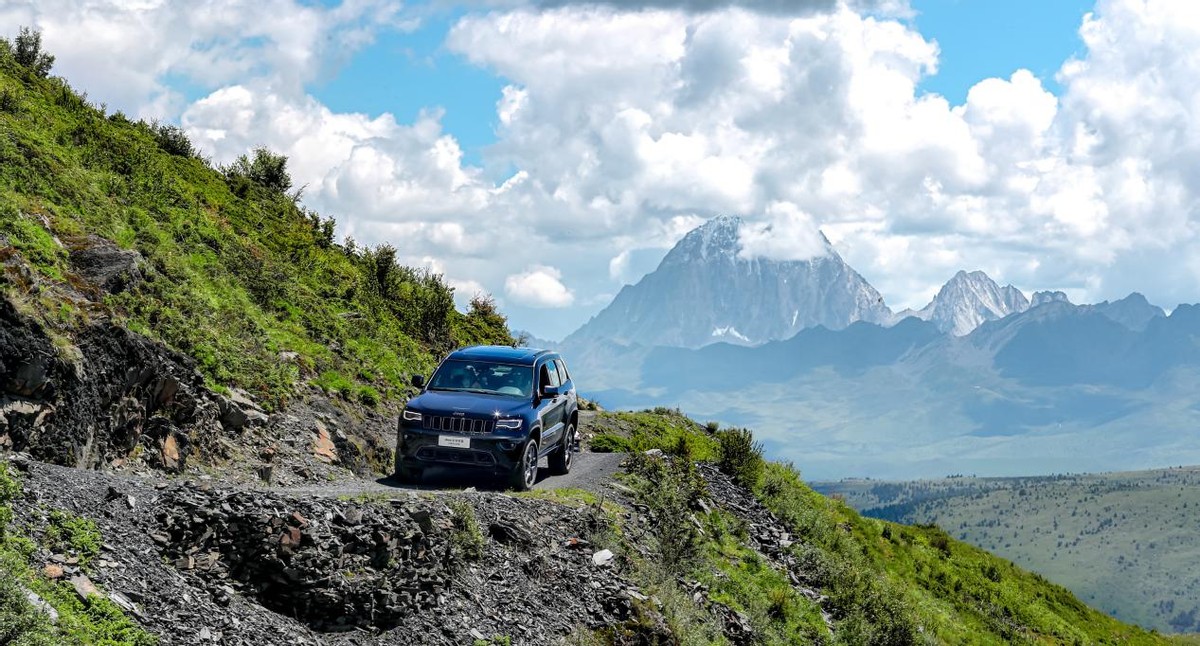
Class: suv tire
548,421,576,476
510,439,539,491
396,465,423,485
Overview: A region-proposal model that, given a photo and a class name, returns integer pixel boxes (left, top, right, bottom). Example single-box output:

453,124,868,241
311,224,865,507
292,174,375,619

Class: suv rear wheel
548,422,576,476
510,439,539,491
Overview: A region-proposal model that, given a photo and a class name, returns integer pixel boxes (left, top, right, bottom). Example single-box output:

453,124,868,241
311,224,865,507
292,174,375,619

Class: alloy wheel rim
565,425,575,467
524,442,538,487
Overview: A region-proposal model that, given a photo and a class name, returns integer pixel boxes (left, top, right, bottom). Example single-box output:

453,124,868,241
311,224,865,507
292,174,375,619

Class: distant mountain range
566,215,1170,348
559,215,1200,480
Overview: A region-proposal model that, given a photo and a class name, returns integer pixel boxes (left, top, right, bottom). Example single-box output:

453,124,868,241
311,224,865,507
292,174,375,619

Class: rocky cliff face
566,215,891,348
0,297,393,483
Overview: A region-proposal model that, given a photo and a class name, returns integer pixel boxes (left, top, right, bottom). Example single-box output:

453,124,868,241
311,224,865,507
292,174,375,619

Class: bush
448,499,485,562
0,575,56,646
589,434,632,453
357,386,380,407
0,462,19,539
150,122,196,158
222,147,292,194
628,453,705,575
716,427,764,489
44,510,102,567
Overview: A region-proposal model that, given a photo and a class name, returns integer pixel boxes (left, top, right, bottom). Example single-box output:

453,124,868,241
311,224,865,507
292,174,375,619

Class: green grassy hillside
0,32,511,409
816,467,1200,633
593,409,1185,645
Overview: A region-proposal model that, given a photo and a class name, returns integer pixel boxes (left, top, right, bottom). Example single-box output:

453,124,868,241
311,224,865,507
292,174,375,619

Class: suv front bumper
395,426,526,475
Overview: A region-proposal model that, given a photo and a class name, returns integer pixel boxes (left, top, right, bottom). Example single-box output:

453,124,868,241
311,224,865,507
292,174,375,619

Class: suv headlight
495,418,522,430
402,409,422,422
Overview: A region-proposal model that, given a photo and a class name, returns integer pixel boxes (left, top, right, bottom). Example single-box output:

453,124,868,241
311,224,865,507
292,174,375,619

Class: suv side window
554,359,569,385
540,362,560,390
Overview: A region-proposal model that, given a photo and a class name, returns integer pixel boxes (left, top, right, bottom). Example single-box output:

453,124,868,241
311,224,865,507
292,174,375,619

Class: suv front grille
423,415,495,435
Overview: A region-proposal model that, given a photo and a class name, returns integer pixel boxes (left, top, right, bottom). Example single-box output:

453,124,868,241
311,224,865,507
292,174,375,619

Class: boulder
68,235,143,296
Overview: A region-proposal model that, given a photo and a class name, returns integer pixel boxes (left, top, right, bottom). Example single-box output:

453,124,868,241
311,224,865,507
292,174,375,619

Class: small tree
716,427,765,489
223,147,292,194
151,122,197,158
14,27,54,78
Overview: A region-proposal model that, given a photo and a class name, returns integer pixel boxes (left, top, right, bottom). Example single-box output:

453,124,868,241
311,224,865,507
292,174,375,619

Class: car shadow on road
373,461,554,492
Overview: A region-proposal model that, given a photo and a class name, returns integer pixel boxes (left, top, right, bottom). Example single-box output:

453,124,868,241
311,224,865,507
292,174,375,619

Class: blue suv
396,346,579,491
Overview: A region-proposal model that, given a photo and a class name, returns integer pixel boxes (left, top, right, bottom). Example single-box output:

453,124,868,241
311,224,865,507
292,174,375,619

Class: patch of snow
712,326,750,343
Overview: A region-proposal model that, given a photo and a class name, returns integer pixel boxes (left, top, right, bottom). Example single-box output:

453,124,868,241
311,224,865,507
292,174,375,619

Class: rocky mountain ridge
565,215,891,348
564,215,1174,348
903,269,1031,336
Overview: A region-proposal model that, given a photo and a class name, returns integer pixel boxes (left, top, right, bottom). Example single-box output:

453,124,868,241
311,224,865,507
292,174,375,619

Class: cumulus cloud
505,266,576,308
0,0,404,119
737,203,831,261
22,0,1200,337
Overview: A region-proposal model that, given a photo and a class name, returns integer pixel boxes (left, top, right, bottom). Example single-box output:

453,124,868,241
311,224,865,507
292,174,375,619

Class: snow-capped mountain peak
565,215,892,348
912,270,1030,336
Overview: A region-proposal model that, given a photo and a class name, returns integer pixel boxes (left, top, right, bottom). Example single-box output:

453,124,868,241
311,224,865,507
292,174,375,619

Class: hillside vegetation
591,408,1186,645
817,467,1200,633
0,30,511,410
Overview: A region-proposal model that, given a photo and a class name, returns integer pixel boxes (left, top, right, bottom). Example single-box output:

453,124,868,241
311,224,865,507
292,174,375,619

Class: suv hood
407,390,530,418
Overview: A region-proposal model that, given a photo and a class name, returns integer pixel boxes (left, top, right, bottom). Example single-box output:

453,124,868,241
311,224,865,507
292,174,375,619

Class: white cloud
737,203,831,261
23,0,1200,337
0,0,404,119
505,265,576,308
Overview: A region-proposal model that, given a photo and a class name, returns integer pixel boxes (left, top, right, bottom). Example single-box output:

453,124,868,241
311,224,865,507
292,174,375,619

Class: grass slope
817,467,1200,633
0,35,512,409
595,408,1184,645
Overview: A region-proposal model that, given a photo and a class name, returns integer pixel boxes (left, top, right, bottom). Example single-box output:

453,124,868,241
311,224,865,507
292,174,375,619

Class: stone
108,591,137,613
565,537,590,550
68,235,144,295
312,422,337,463
161,435,181,471
279,526,302,549
70,575,97,601
21,585,58,623
592,549,615,566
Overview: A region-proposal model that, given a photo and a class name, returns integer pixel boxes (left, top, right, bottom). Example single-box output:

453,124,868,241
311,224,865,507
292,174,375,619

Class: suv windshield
427,360,534,398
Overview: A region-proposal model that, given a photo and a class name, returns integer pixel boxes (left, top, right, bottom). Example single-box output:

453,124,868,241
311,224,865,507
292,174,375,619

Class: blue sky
909,0,1093,101
311,8,508,168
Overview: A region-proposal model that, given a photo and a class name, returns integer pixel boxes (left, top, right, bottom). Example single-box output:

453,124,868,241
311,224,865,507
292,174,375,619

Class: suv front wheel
548,422,576,476
510,438,539,491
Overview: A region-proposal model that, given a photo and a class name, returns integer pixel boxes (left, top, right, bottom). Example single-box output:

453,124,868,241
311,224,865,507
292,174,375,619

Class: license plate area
438,435,470,449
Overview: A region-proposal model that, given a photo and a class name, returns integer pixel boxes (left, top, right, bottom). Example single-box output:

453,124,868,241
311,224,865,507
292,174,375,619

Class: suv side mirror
411,374,425,388
541,384,562,398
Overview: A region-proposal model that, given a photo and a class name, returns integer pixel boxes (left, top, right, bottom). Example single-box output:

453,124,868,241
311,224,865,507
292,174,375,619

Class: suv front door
536,359,565,451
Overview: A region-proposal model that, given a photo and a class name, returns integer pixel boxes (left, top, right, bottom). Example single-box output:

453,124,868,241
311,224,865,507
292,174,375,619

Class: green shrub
222,147,292,194
149,122,197,159
448,499,485,562
589,433,633,453
716,427,764,489
0,462,19,538
315,371,355,399
0,574,57,646
627,453,704,575
44,511,101,567
357,386,380,407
